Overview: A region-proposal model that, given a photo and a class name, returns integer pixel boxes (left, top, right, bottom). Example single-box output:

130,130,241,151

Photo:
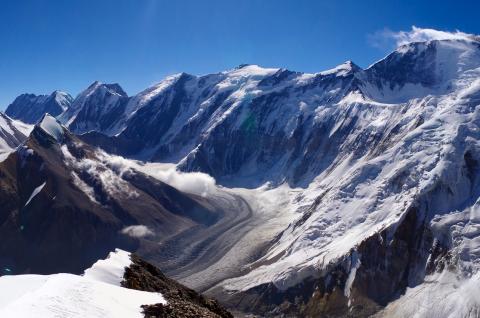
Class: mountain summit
5,91,72,124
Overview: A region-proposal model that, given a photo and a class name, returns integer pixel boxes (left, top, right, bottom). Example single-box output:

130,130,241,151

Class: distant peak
227,64,279,77
86,81,127,97
88,80,103,89
51,90,69,96
320,60,362,77
343,60,360,68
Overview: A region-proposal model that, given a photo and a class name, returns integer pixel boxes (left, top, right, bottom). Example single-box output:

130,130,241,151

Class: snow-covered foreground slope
0,249,165,318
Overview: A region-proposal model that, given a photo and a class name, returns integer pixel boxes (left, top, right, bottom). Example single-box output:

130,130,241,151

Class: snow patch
24,182,46,207
344,251,361,306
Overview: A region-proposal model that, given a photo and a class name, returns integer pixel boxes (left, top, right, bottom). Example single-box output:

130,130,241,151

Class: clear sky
0,0,479,109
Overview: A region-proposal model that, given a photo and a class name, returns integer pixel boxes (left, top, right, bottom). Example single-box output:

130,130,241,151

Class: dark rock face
122,254,233,318
5,91,72,124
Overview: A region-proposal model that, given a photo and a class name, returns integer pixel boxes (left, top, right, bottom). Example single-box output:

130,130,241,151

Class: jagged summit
84,81,128,98
5,90,72,124
320,60,362,77
57,81,130,135
367,38,480,82
35,113,65,142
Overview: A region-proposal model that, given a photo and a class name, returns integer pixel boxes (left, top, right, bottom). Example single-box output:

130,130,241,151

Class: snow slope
0,112,32,161
221,38,480,292
0,249,165,318
377,271,480,318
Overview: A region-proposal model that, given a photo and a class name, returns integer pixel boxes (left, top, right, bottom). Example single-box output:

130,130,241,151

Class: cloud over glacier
369,26,477,49
100,152,217,197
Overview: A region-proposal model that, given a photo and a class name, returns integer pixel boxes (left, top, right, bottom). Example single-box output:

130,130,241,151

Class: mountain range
2,37,480,317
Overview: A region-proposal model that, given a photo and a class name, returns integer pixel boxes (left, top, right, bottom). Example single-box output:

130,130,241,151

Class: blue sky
0,0,479,108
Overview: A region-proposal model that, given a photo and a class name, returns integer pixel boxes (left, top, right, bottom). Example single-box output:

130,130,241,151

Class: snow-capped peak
359,38,480,103
225,64,279,78
37,113,65,142
51,90,73,110
83,81,127,99
69,81,127,111
320,60,362,76
124,73,186,116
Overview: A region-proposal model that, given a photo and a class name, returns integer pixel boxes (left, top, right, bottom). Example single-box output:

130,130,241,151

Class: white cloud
369,26,477,49
134,162,217,197
79,149,218,198
121,225,154,238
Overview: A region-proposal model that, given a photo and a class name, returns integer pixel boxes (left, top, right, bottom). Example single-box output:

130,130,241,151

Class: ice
379,271,480,318
39,114,64,141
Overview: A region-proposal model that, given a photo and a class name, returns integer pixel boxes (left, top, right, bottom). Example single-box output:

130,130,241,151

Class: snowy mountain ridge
0,112,32,160
4,36,480,317
0,249,165,318
5,91,72,124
